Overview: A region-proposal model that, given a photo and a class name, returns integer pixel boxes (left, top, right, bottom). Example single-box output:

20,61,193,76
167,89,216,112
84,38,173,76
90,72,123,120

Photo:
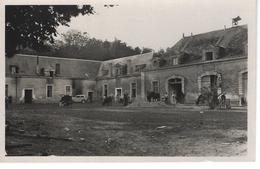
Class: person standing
171,91,176,105
123,93,128,106
164,92,168,103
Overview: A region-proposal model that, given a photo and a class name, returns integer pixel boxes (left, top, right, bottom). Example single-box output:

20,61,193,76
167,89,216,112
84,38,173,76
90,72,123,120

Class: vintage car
72,95,87,103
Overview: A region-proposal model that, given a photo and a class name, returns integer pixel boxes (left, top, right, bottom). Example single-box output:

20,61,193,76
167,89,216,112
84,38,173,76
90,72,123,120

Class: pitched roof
97,52,154,77
6,54,101,79
170,25,247,58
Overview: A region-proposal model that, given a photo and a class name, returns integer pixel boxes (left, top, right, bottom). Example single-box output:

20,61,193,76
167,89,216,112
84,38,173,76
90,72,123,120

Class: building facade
6,54,101,103
5,25,248,106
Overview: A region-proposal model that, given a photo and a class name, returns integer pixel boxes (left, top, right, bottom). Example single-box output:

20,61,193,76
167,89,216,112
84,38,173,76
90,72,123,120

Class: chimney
191,32,193,36
224,25,226,30
109,63,113,77
182,33,185,38
127,59,131,75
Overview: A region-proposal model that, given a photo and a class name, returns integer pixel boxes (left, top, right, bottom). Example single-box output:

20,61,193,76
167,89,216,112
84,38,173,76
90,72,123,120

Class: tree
142,47,153,53
153,48,165,58
134,47,142,54
5,5,94,57
61,30,89,47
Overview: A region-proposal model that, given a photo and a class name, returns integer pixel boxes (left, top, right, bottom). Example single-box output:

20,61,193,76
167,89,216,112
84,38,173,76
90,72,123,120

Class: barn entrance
168,78,184,103
24,89,33,104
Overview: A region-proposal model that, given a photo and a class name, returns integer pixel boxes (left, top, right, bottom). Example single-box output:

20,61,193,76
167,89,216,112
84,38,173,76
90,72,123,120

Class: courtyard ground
5,103,247,156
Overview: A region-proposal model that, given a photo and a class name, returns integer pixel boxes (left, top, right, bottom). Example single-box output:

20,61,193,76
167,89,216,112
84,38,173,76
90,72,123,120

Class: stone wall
144,57,247,105
6,77,72,103
74,79,97,100
96,75,141,101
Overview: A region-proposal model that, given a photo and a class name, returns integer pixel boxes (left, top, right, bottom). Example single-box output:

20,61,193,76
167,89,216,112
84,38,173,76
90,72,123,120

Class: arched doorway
166,75,185,104
198,71,221,94
201,75,218,93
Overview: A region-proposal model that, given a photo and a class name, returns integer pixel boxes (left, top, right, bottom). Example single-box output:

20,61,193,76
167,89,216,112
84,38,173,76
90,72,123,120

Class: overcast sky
57,0,251,51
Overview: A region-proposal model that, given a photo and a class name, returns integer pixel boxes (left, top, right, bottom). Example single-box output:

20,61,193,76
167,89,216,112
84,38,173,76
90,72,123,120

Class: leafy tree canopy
21,30,146,61
5,5,94,57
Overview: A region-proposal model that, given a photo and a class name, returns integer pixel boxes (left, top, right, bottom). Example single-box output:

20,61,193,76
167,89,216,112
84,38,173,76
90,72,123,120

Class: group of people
162,91,182,105
196,89,230,109
102,93,130,106
163,92,176,104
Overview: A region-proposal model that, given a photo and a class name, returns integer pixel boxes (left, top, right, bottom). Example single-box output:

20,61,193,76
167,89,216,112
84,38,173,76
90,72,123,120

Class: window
102,69,109,76
104,84,108,97
40,68,45,76
205,52,213,61
135,64,146,72
49,71,54,77
55,64,60,75
122,64,128,75
115,67,122,76
5,84,8,96
152,81,159,93
172,57,178,65
10,65,18,74
131,83,137,98
65,85,71,96
47,85,53,97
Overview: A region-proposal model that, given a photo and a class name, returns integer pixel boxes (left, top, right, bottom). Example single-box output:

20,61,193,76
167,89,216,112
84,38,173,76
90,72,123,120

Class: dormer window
102,69,109,76
10,65,19,74
49,70,54,77
205,52,213,61
135,64,146,72
203,50,215,61
115,63,122,76
40,68,45,76
55,64,60,75
115,67,122,76
122,64,127,75
172,57,178,65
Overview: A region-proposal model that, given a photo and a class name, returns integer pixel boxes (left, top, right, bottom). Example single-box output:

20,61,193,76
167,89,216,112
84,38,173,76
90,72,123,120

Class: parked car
72,95,87,103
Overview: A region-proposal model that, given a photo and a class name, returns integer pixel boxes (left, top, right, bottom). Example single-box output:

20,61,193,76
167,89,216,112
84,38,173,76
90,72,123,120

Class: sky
57,0,252,51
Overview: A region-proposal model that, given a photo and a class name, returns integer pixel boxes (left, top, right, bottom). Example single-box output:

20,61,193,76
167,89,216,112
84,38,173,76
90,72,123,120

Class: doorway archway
165,75,185,104
198,71,221,94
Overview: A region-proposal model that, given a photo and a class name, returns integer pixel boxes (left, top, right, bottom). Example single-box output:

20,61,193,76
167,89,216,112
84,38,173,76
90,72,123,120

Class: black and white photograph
0,0,256,162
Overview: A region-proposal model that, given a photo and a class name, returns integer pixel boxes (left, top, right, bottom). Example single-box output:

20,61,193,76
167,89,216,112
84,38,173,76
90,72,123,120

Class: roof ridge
184,24,247,38
102,52,154,62
16,54,102,63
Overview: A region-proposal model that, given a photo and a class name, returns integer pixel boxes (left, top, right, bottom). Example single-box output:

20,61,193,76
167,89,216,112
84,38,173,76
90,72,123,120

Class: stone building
144,25,247,106
5,54,101,103
5,25,248,106
96,52,153,102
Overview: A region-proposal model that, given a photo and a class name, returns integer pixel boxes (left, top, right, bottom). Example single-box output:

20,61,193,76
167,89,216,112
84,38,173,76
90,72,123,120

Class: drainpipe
141,72,145,100
15,75,18,103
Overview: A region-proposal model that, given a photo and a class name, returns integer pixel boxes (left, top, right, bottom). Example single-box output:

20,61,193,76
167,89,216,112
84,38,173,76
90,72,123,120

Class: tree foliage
53,31,144,60
5,5,94,57
20,30,147,61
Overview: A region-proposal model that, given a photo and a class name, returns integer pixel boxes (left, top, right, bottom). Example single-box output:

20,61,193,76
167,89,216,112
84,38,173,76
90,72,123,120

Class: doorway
24,89,33,104
115,88,122,102
168,78,184,103
88,92,93,102
201,75,218,93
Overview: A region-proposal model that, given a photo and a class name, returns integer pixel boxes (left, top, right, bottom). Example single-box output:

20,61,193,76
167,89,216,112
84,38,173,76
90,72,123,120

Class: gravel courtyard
5,103,247,156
